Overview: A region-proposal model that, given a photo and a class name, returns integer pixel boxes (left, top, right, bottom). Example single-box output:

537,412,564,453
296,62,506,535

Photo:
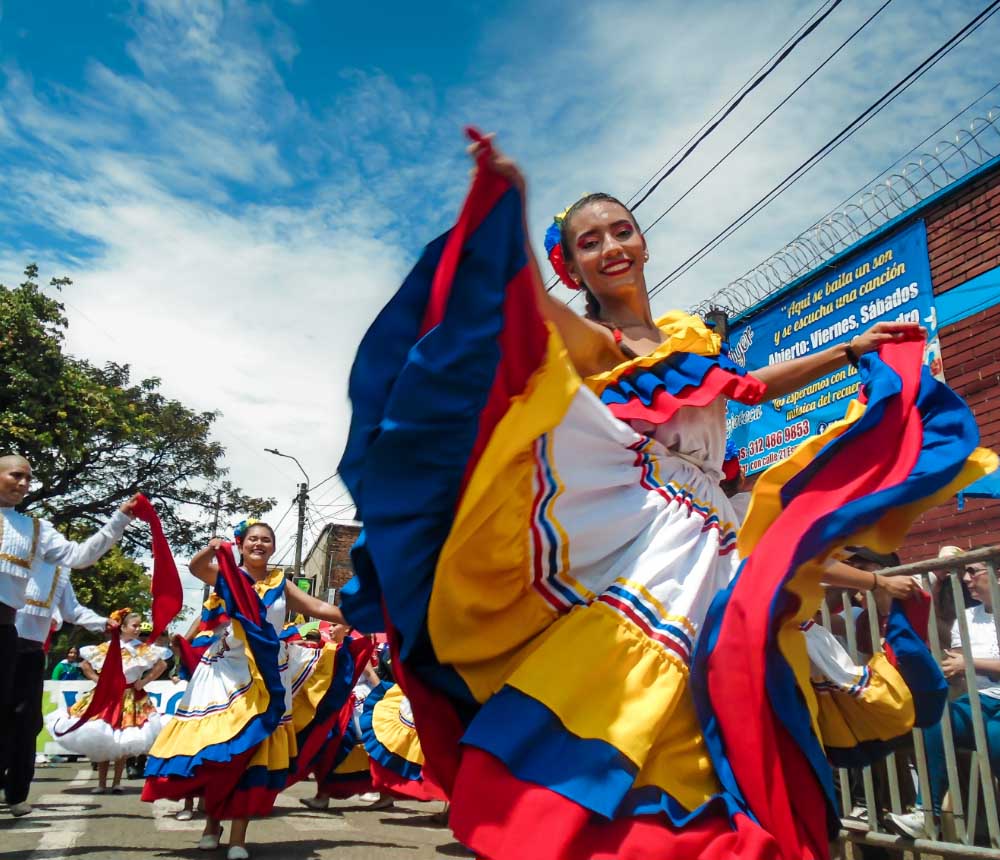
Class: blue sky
2,0,999,572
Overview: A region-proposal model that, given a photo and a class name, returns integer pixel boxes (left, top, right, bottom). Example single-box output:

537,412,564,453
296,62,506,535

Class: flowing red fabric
53,626,126,737
132,494,183,643
55,495,181,737
371,759,448,802
707,339,925,860
451,748,780,860
289,633,375,785
174,634,205,677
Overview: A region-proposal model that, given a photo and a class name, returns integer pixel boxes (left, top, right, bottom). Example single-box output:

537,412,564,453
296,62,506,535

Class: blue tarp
937,264,1000,327
940,263,1000,504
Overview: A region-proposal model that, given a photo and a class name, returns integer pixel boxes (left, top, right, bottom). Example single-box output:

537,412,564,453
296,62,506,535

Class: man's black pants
0,642,45,804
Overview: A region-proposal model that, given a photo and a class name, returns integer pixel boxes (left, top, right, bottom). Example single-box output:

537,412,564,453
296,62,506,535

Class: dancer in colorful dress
285,623,376,803
142,522,349,860
361,680,446,804
0,455,138,729
300,640,385,811
336,131,997,860
46,609,170,792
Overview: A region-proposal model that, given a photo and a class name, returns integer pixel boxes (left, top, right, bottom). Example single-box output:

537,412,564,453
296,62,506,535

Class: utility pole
293,481,308,585
203,489,223,603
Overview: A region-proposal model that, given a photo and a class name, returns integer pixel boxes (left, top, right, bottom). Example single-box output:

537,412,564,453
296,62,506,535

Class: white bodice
81,639,171,683
628,398,727,482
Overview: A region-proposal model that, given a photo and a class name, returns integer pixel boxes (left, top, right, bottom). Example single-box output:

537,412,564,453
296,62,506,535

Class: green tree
1,264,275,587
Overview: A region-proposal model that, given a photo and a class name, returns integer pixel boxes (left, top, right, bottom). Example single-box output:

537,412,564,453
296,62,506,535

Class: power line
545,0,840,295
629,0,845,211
309,471,338,492
310,483,351,508
640,0,895,237
825,78,1000,217
625,0,839,207
269,498,296,533
646,0,1000,303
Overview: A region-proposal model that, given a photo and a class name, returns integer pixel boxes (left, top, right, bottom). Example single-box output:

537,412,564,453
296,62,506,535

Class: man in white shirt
0,561,109,816
888,557,1000,838
0,454,137,795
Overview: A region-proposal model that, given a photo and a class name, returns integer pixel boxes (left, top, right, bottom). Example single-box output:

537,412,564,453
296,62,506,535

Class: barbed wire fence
691,104,1000,320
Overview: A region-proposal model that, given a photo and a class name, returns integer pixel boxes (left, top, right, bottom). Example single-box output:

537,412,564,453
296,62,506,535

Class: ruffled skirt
361,682,444,801
337,171,997,860
142,562,295,821
46,686,164,760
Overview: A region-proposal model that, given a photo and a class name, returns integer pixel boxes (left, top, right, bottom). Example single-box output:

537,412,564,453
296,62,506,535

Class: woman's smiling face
242,525,275,565
564,200,647,299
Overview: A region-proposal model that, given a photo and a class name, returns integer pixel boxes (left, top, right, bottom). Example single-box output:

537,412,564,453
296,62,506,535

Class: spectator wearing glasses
888,558,1000,839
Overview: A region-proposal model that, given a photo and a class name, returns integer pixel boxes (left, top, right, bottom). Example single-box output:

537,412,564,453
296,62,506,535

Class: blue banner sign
725,219,942,475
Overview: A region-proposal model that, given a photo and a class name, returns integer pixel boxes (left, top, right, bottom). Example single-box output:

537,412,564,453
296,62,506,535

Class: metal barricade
824,545,1000,858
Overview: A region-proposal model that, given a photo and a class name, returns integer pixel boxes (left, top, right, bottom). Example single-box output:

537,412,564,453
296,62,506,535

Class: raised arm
39,494,139,569
284,582,348,626
468,133,626,378
750,322,925,401
188,540,222,587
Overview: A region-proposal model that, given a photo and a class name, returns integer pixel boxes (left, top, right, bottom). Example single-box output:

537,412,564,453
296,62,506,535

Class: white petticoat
45,710,167,761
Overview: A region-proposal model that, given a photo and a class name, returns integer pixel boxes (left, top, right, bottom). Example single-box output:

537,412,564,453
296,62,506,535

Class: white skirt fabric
47,709,166,760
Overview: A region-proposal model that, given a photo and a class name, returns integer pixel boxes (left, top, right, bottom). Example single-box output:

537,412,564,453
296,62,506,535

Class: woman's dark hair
558,192,641,320
243,522,276,544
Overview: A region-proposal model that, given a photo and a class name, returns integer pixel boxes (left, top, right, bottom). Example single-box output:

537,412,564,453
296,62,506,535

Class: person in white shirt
0,561,109,816
888,557,1000,839
0,454,137,808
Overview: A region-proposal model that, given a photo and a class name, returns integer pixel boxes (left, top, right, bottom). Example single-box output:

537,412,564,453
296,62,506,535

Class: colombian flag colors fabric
693,339,996,858
338,134,996,859
285,631,374,787
361,682,446,801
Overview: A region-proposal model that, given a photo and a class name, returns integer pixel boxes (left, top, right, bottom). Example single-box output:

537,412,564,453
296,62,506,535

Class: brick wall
925,167,1000,293
327,523,361,592
899,164,1000,561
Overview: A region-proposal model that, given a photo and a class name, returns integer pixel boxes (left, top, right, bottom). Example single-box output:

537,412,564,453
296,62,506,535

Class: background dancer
0,561,108,816
0,455,137,732
47,609,170,793
143,522,349,860
360,679,446,806
301,637,384,811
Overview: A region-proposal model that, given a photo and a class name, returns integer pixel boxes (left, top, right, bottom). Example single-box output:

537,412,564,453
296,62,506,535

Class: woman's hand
119,493,142,516
941,649,966,679
875,574,919,601
467,132,526,195
207,537,225,551
134,679,145,693
850,321,926,357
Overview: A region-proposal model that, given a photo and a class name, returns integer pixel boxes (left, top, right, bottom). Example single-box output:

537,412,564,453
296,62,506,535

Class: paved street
1,762,469,860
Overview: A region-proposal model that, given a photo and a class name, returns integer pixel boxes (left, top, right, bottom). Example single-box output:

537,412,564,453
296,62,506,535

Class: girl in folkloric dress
47,609,169,793
143,522,349,860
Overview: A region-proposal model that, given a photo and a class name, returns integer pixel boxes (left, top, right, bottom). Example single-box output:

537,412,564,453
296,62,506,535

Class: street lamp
265,448,311,586
264,447,310,489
